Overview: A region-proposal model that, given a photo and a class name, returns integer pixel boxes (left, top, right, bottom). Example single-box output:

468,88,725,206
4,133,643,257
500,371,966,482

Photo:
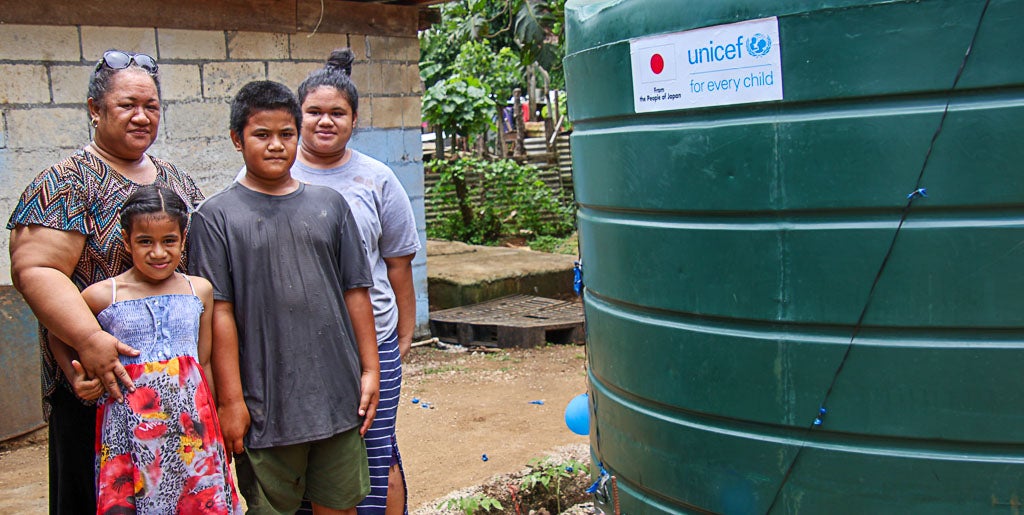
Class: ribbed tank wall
565,0,1024,512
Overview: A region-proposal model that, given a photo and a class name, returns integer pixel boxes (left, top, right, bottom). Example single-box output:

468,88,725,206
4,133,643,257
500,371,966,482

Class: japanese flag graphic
638,43,676,83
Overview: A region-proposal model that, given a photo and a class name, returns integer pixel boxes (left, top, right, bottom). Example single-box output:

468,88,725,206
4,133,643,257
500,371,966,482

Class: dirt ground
0,341,590,513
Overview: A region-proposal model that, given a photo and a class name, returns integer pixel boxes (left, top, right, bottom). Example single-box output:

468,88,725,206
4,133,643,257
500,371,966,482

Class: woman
295,48,420,515
7,49,204,514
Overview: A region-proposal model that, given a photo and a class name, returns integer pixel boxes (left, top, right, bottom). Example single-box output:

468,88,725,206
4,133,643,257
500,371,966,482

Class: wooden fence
424,133,574,225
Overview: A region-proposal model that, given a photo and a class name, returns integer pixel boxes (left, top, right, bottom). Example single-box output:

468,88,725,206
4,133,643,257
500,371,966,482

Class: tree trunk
513,88,526,159
435,125,445,160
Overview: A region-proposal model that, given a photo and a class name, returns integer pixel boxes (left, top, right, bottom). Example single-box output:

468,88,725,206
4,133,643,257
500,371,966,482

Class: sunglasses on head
96,50,158,73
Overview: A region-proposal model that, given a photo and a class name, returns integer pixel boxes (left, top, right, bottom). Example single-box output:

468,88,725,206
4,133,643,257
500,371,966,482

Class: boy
188,80,379,515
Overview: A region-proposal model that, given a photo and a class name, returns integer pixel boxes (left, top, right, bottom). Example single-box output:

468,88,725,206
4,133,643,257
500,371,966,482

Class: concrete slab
426,240,577,310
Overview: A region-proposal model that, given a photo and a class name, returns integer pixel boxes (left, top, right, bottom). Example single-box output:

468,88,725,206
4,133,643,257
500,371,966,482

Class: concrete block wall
0,23,429,343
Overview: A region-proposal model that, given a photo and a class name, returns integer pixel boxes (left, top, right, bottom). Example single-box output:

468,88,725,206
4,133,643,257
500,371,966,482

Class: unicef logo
746,33,772,57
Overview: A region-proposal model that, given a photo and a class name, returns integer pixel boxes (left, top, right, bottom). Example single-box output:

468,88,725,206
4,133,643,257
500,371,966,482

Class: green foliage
422,76,494,150
441,493,503,515
528,235,562,253
513,0,566,81
419,0,568,140
454,40,523,101
540,92,572,132
426,157,575,245
520,457,590,514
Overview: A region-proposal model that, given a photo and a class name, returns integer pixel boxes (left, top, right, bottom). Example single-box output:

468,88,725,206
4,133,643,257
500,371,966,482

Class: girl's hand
70,359,104,401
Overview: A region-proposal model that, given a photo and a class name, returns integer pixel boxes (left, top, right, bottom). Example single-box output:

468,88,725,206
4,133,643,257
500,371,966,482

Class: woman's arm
9,225,138,401
344,287,381,436
384,253,416,359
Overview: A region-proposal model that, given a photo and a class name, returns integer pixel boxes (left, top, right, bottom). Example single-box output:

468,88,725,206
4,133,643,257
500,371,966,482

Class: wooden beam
0,0,297,33
0,0,418,36
297,0,419,37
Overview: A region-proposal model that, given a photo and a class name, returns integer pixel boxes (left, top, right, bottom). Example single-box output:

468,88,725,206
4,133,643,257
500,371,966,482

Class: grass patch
423,364,468,375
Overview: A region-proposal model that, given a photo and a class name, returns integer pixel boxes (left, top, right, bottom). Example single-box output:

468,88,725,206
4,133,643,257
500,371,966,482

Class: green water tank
565,0,1024,513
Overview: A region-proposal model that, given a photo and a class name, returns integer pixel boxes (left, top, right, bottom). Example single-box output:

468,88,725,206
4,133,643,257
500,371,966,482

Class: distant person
189,80,380,514
293,47,420,515
7,49,204,514
67,184,239,513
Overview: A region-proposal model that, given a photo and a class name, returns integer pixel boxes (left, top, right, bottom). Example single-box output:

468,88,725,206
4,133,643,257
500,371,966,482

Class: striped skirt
357,331,406,514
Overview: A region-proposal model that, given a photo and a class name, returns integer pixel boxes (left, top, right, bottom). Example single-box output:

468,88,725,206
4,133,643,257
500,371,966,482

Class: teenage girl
70,184,240,514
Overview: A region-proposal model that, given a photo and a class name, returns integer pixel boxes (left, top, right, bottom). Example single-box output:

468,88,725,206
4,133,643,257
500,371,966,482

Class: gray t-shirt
290,150,420,342
188,181,373,449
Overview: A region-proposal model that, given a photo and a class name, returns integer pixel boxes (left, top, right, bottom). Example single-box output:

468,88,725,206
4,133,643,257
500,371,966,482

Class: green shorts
235,427,370,514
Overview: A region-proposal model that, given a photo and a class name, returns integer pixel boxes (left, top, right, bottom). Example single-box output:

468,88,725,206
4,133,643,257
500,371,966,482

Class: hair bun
325,48,354,76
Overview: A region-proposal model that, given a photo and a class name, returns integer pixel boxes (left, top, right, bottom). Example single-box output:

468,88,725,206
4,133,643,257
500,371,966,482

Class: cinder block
356,62,383,96
404,63,422,94
380,63,406,95
148,138,239,194
359,97,374,128
8,108,88,149
51,65,94,104
159,64,202,101
367,36,419,61
0,65,49,104
268,62,320,91
364,36,387,60
349,35,368,60
2,147,68,196
401,96,421,129
290,33,349,61
371,97,403,129
162,102,231,140
202,62,265,99
350,129,387,158
158,29,226,60
393,36,420,62
227,31,289,60
391,161,425,198
0,25,80,61
399,128,423,161
380,129,422,164
81,27,157,61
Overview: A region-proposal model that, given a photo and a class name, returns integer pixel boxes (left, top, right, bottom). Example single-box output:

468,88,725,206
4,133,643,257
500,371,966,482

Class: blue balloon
564,393,590,435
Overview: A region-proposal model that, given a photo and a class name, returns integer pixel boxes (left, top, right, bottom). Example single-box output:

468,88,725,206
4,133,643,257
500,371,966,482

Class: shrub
427,157,575,244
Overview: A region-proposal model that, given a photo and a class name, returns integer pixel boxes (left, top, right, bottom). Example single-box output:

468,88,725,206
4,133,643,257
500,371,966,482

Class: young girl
72,184,240,514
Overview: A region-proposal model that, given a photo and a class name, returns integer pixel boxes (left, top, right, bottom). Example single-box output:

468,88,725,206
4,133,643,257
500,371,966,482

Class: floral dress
94,275,240,514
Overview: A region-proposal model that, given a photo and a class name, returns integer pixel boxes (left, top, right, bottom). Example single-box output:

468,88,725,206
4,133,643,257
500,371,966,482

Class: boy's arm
384,253,416,359
343,287,380,436
212,300,249,455
194,278,216,401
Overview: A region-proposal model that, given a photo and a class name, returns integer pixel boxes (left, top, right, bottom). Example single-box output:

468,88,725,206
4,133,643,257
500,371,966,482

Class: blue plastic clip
907,188,928,200
573,261,583,296
411,397,420,404
481,454,489,462
812,407,827,427
586,465,610,494
528,400,545,405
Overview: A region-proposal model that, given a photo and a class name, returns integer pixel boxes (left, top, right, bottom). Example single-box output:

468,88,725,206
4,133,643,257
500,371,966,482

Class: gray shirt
188,182,373,448
275,150,420,342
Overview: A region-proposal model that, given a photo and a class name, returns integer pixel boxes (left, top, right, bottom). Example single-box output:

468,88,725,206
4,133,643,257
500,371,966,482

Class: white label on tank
629,17,783,113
